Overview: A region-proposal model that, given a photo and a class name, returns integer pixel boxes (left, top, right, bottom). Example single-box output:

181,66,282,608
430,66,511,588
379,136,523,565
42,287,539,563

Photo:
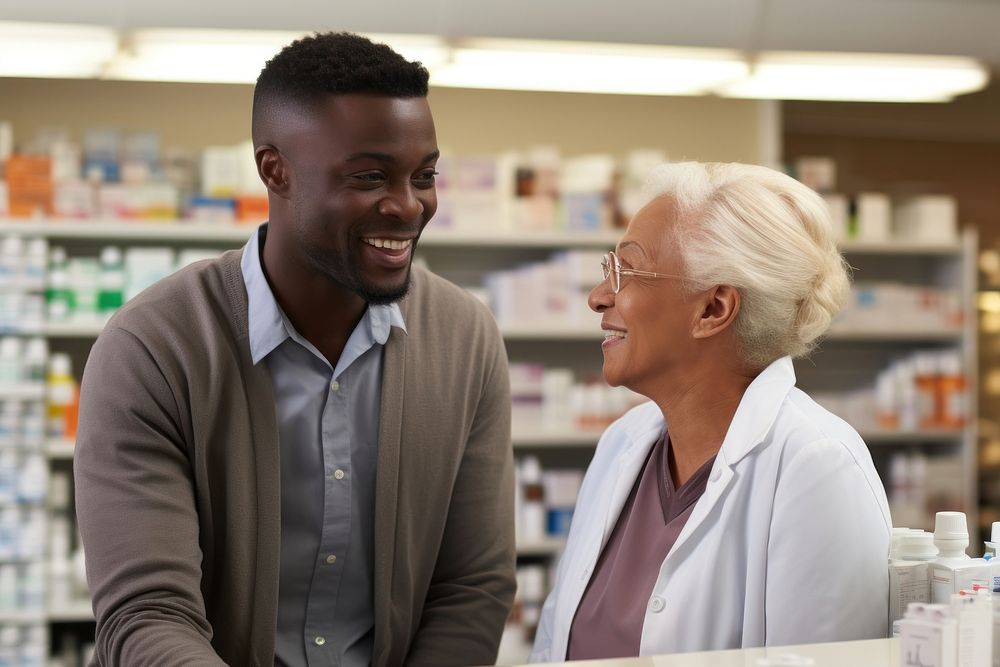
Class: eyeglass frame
600,250,683,294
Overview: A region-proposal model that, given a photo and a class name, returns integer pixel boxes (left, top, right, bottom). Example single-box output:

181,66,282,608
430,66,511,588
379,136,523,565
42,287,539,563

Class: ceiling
2,0,1000,67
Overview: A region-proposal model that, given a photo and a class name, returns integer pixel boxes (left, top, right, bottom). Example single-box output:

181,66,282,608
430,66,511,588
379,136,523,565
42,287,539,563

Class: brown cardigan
74,250,515,666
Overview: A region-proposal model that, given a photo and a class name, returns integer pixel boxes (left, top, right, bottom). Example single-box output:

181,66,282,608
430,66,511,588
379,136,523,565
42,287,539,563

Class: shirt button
315,636,326,646
334,469,345,480
326,554,337,564
649,596,665,613
330,380,340,392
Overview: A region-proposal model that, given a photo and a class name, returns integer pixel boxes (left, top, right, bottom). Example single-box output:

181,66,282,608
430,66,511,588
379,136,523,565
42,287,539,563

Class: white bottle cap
992,521,1000,544
934,511,969,552
0,337,21,358
898,531,938,561
100,246,122,266
24,338,47,360
0,235,23,255
48,353,72,377
520,455,542,484
26,238,48,257
890,527,920,559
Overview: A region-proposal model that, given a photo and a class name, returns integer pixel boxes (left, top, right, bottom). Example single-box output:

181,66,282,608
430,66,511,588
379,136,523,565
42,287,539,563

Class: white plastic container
899,602,958,667
891,531,938,633
985,521,1000,559
931,512,991,604
951,590,992,667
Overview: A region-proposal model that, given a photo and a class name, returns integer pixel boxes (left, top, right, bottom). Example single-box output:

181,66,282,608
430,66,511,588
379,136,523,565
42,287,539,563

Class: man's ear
691,285,740,340
255,145,291,199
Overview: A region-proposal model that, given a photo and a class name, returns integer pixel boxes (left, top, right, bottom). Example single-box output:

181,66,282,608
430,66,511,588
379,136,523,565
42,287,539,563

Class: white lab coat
530,357,891,662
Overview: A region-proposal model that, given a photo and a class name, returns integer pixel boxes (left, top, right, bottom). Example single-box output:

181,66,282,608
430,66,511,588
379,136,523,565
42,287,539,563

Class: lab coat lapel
667,357,796,560
600,423,664,546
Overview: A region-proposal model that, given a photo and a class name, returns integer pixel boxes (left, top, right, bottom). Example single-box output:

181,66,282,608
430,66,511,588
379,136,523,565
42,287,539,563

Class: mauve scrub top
566,432,717,660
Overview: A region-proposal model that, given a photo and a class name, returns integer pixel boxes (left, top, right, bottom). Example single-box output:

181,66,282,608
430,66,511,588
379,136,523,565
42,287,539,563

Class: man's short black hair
252,32,430,141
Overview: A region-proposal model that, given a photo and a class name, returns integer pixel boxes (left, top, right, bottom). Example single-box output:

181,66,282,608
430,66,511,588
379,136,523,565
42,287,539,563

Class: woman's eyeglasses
600,251,678,294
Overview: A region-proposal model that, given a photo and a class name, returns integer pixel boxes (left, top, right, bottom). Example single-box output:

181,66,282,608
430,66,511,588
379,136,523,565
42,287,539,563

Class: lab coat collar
716,355,796,467
598,357,796,554
610,355,796,465
667,356,796,562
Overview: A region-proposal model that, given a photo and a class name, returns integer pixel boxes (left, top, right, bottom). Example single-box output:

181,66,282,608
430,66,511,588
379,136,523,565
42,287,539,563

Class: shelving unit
0,217,980,655
797,230,979,534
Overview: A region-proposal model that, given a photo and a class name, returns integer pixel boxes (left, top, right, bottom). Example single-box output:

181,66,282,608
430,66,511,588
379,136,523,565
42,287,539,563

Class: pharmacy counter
505,638,899,666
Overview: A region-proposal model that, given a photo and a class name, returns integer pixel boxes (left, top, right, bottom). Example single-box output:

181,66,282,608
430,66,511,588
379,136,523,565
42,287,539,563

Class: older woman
530,162,891,662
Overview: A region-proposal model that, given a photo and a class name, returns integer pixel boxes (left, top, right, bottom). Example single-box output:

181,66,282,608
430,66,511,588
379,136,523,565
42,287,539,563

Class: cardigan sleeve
74,326,227,666
402,321,517,666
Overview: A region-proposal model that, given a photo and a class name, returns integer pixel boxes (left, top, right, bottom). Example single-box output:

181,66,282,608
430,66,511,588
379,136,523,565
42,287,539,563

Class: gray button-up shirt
241,225,406,667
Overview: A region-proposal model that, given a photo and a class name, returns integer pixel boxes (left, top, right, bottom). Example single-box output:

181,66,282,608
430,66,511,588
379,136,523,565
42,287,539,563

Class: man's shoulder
106,249,244,343
405,265,503,348
408,265,494,321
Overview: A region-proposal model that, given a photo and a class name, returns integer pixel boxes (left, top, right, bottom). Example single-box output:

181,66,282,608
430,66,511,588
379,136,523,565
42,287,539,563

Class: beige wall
0,78,767,163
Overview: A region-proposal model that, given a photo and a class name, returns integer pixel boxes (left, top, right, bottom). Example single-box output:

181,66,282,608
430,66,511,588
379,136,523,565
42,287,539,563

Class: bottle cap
48,353,72,377
100,246,122,266
934,511,969,548
520,455,542,484
992,522,1000,544
898,532,938,561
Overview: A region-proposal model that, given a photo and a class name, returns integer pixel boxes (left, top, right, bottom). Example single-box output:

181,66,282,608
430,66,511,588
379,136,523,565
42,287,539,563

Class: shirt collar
240,224,407,366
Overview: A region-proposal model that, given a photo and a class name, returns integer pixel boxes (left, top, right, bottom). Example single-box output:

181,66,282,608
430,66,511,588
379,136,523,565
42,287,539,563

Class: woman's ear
692,285,740,339
255,145,291,199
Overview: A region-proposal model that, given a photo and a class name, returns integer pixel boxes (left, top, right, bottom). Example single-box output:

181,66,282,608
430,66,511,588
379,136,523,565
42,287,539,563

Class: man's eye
414,170,439,182
354,172,386,183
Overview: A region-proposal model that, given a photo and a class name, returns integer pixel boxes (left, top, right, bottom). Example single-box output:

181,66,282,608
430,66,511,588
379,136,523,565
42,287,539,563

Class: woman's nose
588,280,614,313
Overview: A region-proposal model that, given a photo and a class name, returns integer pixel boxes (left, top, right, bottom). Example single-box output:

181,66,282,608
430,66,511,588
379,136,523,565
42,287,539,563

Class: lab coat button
649,596,665,613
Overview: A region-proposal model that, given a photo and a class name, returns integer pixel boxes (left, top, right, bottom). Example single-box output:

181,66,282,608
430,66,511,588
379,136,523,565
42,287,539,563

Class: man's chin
358,276,411,305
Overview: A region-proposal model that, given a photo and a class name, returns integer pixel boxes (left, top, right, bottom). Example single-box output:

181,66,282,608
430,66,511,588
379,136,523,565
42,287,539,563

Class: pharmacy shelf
45,439,76,460
47,601,94,622
861,428,966,444
2,220,964,254
0,219,621,249
0,610,46,624
0,277,45,292
0,219,256,243
501,325,966,343
823,328,964,343
0,382,45,400
515,538,567,557
43,322,106,338
512,425,603,448
838,239,963,256
500,325,600,341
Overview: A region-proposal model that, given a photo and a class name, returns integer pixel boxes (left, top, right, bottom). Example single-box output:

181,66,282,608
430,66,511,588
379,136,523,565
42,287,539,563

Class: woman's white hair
640,161,851,369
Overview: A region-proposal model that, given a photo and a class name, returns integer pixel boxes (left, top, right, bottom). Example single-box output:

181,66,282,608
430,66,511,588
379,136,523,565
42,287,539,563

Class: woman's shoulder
770,388,885,490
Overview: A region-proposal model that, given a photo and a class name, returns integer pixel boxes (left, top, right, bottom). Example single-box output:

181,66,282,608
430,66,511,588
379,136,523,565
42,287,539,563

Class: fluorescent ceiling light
365,33,449,69
0,21,989,102
106,29,308,84
0,21,117,78
719,52,989,102
430,39,748,96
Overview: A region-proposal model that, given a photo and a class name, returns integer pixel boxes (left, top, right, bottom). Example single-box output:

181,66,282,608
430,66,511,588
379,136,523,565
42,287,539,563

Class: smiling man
74,33,515,667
